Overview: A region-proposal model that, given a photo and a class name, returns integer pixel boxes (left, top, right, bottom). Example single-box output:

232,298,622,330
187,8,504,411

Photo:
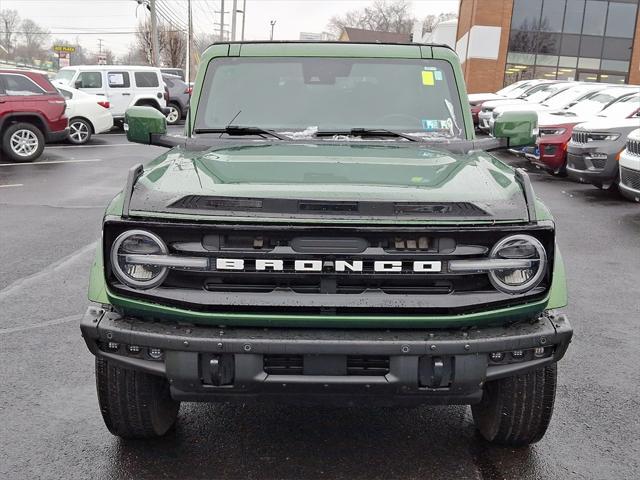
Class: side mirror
74,80,82,89
124,106,167,145
492,110,538,147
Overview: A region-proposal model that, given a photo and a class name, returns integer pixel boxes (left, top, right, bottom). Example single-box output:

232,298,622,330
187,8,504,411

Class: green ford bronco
81,42,572,446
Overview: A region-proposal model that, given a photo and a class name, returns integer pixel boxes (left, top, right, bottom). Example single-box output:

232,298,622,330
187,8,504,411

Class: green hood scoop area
128,143,530,223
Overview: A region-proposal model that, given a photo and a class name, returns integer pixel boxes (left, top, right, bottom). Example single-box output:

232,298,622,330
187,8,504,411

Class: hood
538,110,596,128
574,117,640,133
468,93,505,104
128,143,530,223
483,98,526,109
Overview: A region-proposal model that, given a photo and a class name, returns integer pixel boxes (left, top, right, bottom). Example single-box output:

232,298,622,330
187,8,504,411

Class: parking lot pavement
1,136,639,480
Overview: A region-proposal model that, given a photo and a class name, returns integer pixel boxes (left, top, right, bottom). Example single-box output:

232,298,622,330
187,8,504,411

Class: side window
134,72,159,88
3,74,45,95
76,72,103,89
107,71,130,88
58,88,73,100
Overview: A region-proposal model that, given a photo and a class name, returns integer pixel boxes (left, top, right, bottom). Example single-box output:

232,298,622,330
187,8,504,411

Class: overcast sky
0,0,459,56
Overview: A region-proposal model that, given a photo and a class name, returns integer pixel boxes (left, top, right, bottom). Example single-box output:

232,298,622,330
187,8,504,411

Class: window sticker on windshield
421,119,440,131
434,70,443,81
421,71,435,86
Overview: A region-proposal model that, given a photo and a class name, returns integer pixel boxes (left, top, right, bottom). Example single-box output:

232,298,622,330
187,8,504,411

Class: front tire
2,122,45,162
472,363,557,446
95,357,180,439
68,118,92,145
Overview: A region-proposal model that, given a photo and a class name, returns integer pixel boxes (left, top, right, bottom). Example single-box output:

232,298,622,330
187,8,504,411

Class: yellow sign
421,71,435,86
54,45,76,53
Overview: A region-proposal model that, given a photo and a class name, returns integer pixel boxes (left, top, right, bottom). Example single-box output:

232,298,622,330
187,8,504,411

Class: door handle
122,93,131,96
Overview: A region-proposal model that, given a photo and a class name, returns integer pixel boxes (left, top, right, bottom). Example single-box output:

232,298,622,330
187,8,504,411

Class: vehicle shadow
107,403,542,480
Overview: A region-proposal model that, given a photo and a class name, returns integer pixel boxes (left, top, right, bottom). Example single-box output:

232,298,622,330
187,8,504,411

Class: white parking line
45,143,134,149
0,159,102,167
0,183,23,188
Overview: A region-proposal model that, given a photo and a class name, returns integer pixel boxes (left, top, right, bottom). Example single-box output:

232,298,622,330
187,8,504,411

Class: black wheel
68,117,93,145
2,122,45,162
472,363,557,446
166,103,181,125
95,357,180,439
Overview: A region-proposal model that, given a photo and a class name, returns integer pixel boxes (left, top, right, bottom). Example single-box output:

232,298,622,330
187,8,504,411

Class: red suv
0,69,68,162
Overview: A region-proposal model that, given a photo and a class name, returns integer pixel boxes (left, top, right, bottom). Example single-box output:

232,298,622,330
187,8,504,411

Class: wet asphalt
0,128,639,480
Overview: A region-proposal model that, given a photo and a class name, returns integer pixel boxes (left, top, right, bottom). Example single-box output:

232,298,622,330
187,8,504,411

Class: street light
270,20,276,41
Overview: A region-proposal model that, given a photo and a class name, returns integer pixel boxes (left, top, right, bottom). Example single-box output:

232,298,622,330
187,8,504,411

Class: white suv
619,128,640,202
54,65,166,122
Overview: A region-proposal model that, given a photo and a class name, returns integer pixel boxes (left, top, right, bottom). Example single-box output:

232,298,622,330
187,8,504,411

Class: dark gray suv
162,74,190,125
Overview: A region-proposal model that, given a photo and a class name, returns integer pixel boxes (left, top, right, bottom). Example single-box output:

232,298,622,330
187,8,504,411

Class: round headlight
111,230,168,289
489,234,547,294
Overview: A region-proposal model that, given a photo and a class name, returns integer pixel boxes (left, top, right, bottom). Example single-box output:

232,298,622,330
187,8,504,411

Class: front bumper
566,143,621,186
478,112,492,132
81,307,572,406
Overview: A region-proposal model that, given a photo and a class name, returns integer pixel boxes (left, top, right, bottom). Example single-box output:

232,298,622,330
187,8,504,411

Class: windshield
567,89,634,116
53,69,76,84
599,93,640,118
496,80,529,97
196,57,466,139
525,84,569,104
542,86,598,109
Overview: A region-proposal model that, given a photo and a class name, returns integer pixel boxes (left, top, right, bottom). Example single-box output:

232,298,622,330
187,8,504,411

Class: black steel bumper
81,308,572,406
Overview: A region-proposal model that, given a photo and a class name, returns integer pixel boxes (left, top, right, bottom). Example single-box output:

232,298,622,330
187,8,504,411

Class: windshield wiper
194,125,289,140
315,128,421,142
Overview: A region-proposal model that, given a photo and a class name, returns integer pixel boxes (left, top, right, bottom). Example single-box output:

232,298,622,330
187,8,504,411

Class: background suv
0,69,68,162
162,74,191,125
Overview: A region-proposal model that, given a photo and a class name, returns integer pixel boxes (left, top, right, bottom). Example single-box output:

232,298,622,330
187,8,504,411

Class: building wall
456,0,513,93
458,0,640,92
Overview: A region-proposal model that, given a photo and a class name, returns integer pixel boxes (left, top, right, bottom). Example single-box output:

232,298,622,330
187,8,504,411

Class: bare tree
19,18,49,61
328,0,416,38
421,12,457,37
162,27,186,68
134,18,165,65
0,9,20,56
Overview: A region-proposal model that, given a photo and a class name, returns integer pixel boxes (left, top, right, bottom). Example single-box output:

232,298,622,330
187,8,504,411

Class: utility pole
231,0,237,41
241,0,246,41
220,0,226,41
270,20,276,41
186,0,192,82
98,38,104,54
149,0,160,66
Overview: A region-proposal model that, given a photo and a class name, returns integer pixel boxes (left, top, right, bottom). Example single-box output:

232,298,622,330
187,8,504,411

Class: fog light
489,352,505,362
148,347,163,360
127,345,141,354
511,350,525,359
534,347,546,358
107,342,119,351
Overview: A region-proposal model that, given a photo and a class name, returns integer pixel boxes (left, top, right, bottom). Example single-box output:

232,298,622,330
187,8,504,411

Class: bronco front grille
620,167,640,191
104,221,554,315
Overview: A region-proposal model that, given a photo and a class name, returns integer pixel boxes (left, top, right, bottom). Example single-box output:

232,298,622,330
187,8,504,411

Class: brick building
456,0,640,93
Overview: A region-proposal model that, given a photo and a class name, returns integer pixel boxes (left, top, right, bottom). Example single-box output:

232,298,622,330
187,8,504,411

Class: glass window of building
511,0,543,30
541,0,566,32
605,2,638,38
504,0,638,87
582,1,608,36
563,0,585,33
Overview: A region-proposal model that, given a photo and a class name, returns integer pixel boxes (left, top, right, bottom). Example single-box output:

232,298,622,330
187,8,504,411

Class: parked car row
470,79,640,202
0,66,189,162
